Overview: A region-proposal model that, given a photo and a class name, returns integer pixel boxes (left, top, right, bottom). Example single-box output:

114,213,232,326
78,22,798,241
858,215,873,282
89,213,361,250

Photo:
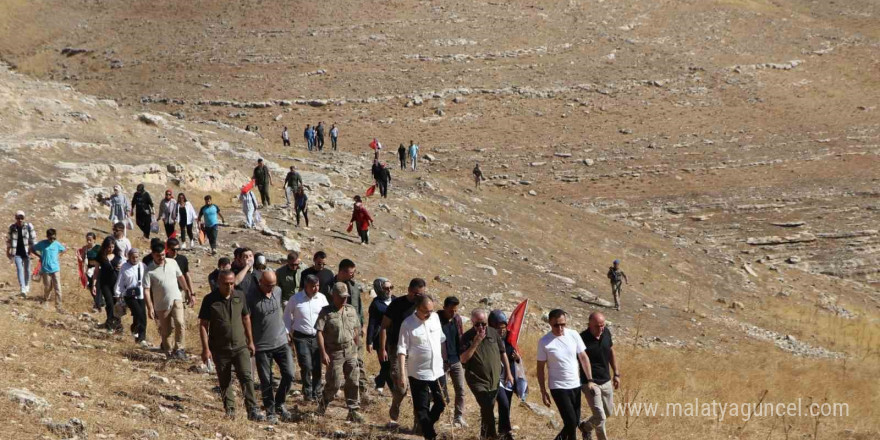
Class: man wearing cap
315,282,364,422
253,158,273,207
333,258,370,401
606,260,629,311
460,308,513,440
6,211,36,297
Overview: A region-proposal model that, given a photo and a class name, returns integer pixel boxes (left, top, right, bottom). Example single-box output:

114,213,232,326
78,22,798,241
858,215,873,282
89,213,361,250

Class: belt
293,331,317,338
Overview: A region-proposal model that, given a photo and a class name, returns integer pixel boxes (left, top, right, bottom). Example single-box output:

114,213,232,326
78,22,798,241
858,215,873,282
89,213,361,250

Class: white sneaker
23,285,30,294
190,239,195,248
181,242,187,249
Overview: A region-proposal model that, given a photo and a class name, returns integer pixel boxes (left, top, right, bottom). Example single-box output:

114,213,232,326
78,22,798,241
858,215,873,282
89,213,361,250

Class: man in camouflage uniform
315,282,364,422
607,260,629,311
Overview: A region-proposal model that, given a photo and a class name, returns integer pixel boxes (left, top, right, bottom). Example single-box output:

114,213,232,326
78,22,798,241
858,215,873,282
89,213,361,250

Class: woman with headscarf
366,277,395,393
239,185,259,228
92,236,123,330
489,310,519,440
349,195,374,245
176,193,198,249
109,185,131,230
131,184,154,239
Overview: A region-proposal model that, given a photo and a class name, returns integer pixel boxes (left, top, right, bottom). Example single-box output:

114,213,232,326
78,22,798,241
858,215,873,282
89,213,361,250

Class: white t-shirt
144,259,183,312
398,312,446,381
115,237,132,260
536,328,586,390
283,290,329,336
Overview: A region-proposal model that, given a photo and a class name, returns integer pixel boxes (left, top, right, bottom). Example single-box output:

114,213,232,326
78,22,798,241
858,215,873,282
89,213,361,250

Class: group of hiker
282,122,339,152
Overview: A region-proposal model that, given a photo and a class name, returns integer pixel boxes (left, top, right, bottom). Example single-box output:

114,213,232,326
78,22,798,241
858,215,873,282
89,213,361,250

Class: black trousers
136,213,151,239
255,344,296,413
316,135,324,150
378,180,388,198
257,184,270,206
99,283,115,326
399,155,406,170
205,225,219,250
358,229,369,244
496,387,514,435
179,221,194,243
375,359,392,389
164,221,175,238
125,296,147,342
410,377,446,440
283,139,290,146
292,333,323,400
295,206,309,227
550,388,582,440
473,388,499,439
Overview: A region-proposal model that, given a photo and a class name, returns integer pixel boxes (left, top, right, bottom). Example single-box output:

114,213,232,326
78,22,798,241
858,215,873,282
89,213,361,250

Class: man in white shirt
114,248,148,346
144,240,194,359
397,294,446,440
536,309,599,440
112,223,132,260
282,126,290,147
283,274,328,401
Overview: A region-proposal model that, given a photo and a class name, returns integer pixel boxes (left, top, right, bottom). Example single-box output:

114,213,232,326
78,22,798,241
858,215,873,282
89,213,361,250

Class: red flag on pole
77,249,87,288
370,138,382,150
241,179,255,194
365,185,376,197
506,299,529,352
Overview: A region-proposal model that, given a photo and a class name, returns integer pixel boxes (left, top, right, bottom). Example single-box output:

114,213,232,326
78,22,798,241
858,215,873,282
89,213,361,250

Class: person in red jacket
349,196,374,245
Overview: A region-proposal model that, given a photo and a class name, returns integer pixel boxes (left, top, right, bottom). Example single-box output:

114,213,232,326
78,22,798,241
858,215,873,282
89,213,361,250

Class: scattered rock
770,221,805,228
742,263,757,277
412,209,428,222
521,401,560,429
423,154,436,162
61,47,92,56
42,418,86,438
149,374,170,385
582,159,595,166
476,264,498,276
137,113,165,126
730,301,745,310
786,256,801,264
529,161,546,167
554,152,572,158
8,388,50,412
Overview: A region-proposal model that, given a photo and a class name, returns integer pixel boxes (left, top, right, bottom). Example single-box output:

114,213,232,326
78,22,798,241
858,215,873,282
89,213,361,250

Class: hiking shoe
453,416,468,428
277,406,294,422
247,410,266,422
347,410,365,423
225,408,236,419
174,349,187,360
385,420,399,429
315,399,327,415
376,387,385,395
266,412,279,425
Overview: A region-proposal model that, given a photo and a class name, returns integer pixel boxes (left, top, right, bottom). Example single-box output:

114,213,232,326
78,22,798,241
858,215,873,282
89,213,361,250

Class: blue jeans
255,344,296,413
14,255,30,292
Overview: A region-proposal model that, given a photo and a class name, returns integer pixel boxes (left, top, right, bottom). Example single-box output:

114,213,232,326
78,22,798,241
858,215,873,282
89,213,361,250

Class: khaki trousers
156,299,186,353
582,381,614,440
42,272,62,308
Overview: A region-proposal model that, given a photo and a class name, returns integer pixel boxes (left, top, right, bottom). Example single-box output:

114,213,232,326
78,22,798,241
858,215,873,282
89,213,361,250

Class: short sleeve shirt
461,327,505,392
200,204,221,228
34,240,66,274
397,313,446,381
315,304,360,353
384,295,417,352
580,328,614,385
536,328,586,390
199,289,249,353
276,263,303,303
245,284,288,352
144,259,183,312
174,254,189,275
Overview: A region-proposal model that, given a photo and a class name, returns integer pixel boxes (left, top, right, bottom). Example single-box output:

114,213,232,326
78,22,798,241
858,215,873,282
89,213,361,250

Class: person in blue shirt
32,228,66,311
408,141,420,171
198,195,226,255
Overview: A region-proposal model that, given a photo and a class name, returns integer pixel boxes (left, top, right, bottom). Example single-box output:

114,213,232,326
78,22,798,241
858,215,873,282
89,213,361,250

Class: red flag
241,179,255,194
346,223,354,233
507,299,529,352
77,249,87,288
365,185,376,197
369,138,378,150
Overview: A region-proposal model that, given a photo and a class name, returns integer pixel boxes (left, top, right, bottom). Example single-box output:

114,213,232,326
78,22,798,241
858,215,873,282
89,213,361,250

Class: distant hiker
145,239,194,359
92,236,123,330
166,238,194,296
473,163,484,188
333,259,369,401
208,257,232,293
294,187,309,228
198,195,225,255
316,121,325,151
439,296,467,428
308,125,317,151
536,309,598,440
282,126,290,147
176,193,197,249
253,158,273,207
32,228,66,311
6,210,36,297
373,160,391,198
304,124,313,151
284,165,303,207
240,185,259,229
349,195,374,245
578,312,620,440
330,123,339,150
398,143,407,170
131,184,154,239
114,248,148,346
460,308,514,440
299,251,335,297
379,278,426,429
108,185,131,230
408,141,420,171
112,223,132,261
367,277,394,393
489,310,518,440
157,189,178,238
198,270,266,421
398,294,446,440
78,232,101,309
246,270,296,424
606,260,628,311
283,274,328,402
315,282,364,422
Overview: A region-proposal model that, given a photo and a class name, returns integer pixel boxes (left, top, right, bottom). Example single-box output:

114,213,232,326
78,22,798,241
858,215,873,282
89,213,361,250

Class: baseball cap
331,282,350,297
15,211,25,218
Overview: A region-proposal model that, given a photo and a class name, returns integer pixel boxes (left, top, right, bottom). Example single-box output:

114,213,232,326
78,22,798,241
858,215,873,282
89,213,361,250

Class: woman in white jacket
176,193,198,249
239,186,259,229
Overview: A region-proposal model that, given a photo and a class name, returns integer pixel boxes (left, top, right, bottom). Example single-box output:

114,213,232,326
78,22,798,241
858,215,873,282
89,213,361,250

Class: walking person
156,189,178,238
282,126,290,147
367,278,394,393
198,195,225,255
439,296,467,427
398,294,446,440
253,158,273,207
333,259,370,402
398,143,406,170
607,260,629,311
316,121,325,151
112,223,132,262
315,282,364,422
283,166,303,208
373,160,390,198
144,240,194,359
473,163,484,188
108,185,132,230
114,248,149,346
330,123,339,150
299,251,335,297
349,196,374,245
131,184,155,239
536,309,599,440
78,232,101,310
6,211,36,297
208,257,232,293
378,278,426,428
32,228,66,311
240,185,259,229
166,238,194,297
578,312,620,440
246,271,296,424
176,193,198,249
91,236,123,330
198,270,265,421
304,124,313,151
460,309,514,440
276,251,304,306
294,187,309,228
489,310,519,440
283,274,328,401
308,125,317,151
408,141,420,171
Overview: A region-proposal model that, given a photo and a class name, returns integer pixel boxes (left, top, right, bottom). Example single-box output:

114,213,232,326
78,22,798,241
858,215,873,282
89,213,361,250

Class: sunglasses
385,285,394,290
552,323,567,328
170,247,180,252
474,322,487,327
